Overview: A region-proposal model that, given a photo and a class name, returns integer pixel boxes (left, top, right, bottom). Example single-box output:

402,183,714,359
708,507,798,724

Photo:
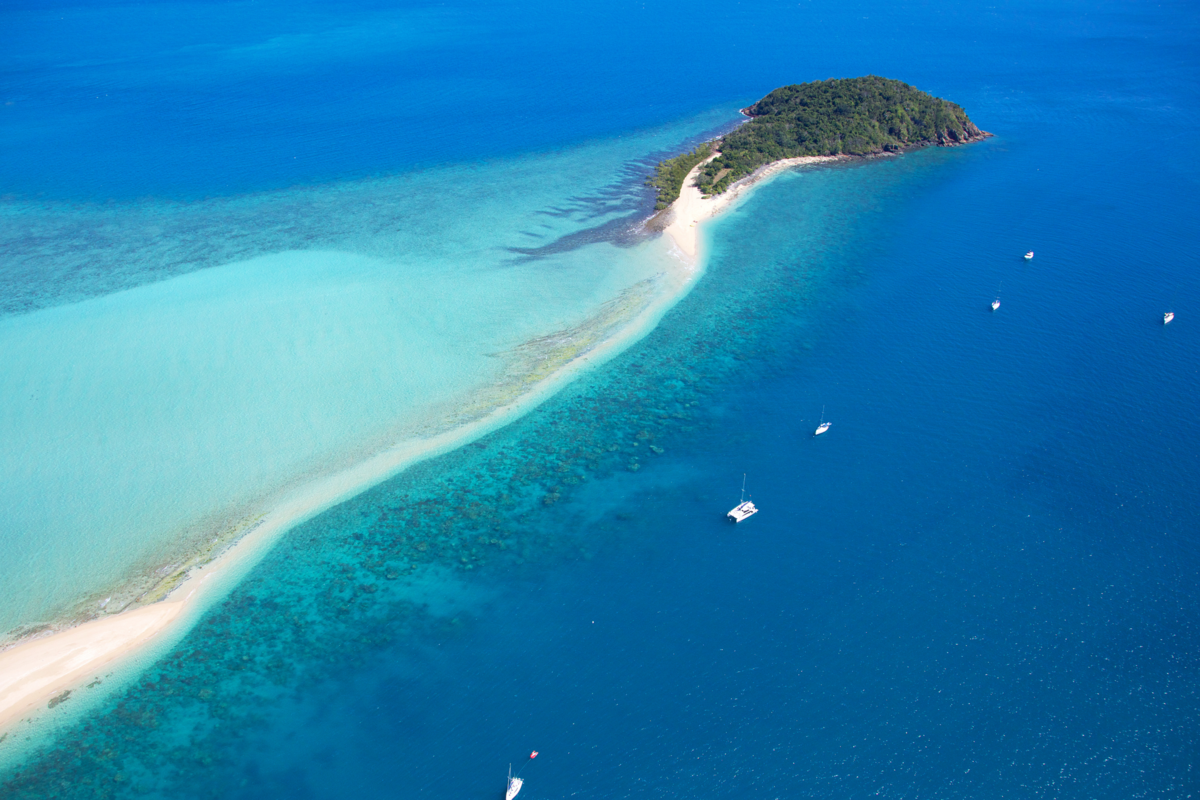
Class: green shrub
651,77,985,200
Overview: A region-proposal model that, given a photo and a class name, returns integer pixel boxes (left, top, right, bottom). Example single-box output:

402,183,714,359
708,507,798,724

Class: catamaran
814,405,831,436
727,474,758,522
1164,311,1175,325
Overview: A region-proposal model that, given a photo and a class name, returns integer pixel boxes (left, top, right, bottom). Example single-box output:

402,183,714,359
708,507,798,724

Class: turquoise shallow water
0,117,729,636
3,0,1200,796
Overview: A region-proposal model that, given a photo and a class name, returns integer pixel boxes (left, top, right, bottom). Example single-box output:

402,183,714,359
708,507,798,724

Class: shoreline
2,309,671,748
1,284,685,749
660,152,848,259
0,147,841,756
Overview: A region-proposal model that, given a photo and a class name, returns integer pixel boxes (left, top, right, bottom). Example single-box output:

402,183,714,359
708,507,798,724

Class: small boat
727,474,758,522
1024,251,1034,260
506,765,523,800
1164,311,1174,325
991,298,1001,311
814,405,831,436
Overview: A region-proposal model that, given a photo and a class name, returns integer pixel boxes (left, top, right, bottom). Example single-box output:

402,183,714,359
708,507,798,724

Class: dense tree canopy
648,76,986,205
646,142,713,211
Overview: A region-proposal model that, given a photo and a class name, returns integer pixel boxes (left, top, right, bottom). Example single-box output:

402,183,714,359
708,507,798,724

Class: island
648,76,990,210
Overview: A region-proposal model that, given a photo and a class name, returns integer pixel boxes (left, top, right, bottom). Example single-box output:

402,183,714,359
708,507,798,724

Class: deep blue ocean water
3,0,1199,797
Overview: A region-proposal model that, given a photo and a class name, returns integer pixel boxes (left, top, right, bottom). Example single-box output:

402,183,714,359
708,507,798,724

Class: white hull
507,777,523,800
1024,251,1034,260
1164,312,1174,325
991,299,1000,311
814,422,831,436
727,500,758,522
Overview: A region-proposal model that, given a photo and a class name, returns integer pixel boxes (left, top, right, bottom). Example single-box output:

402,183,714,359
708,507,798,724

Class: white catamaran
727,473,758,522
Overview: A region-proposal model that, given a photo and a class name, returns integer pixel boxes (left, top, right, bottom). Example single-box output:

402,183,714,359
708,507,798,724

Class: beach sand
0,602,183,734
0,148,843,750
0,252,697,752
663,152,846,260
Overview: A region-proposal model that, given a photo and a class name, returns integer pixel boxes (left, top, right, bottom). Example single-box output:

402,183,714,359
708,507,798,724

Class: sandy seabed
0,149,841,756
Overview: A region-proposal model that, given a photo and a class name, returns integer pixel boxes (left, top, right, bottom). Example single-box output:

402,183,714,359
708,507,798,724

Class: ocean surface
2,0,1199,796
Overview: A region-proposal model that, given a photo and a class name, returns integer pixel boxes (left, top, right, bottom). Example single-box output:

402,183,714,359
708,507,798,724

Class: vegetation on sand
646,142,714,211
648,76,987,204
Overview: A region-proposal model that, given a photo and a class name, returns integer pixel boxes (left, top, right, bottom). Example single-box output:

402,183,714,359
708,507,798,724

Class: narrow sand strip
663,152,846,260
0,602,183,734
0,148,844,749
0,237,697,751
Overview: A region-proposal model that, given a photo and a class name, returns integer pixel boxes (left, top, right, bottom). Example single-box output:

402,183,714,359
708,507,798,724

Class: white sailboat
991,298,1001,311
1024,251,1034,260
727,473,758,522
506,765,523,800
1164,311,1175,325
814,405,831,436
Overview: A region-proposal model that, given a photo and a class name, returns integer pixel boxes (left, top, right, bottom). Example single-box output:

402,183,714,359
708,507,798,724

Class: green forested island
648,76,988,209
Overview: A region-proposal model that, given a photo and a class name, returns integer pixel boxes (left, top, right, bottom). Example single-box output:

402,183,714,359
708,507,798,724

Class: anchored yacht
727,474,758,522
814,405,831,436
1164,311,1175,325
991,298,1001,311
506,766,523,800
1024,251,1034,260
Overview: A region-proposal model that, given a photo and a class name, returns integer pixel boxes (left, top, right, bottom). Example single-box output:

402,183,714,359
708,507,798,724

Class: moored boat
506,766,523,800
814,405,831,436
1164,311,1175,324
727,474,758,522
1024,251,1034,260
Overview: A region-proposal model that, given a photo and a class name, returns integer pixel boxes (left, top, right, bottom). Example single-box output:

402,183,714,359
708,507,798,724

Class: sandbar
0,147,841,749
0,601,183,734
663,151,847,261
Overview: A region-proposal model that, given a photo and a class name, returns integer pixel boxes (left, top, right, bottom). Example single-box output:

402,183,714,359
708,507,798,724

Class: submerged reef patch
0,152,948,798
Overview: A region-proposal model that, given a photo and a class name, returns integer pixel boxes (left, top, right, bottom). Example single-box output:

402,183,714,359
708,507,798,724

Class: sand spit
662,152,847,260
0,602,184,735
0,268,693,753
0,148,841,753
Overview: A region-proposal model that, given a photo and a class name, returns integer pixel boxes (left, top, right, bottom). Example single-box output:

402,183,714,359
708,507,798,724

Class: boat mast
740,473,746,504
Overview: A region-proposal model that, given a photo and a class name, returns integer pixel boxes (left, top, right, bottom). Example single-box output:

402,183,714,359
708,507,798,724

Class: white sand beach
0,257,696,749
0,602,184,734
0,148,842,749
663,152,846,261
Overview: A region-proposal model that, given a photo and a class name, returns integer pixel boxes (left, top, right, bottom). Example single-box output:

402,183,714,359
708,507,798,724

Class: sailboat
1164,311,1175,325
814,405,831,436
727,473,758,522
506,750,538,797
1024,251,1034,260
506,765,523,800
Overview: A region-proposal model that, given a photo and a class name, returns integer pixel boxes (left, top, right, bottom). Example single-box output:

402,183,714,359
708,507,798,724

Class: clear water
0,127,718,633
2,0,1199,796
